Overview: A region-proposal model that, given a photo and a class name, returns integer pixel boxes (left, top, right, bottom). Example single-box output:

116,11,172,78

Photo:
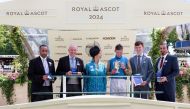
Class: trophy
156,70,162,82
132,73,143,86
47,74,53,81
114,61,120,73
71,67,77,74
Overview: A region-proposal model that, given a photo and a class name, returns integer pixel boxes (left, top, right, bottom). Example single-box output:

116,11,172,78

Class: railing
32,75,163,99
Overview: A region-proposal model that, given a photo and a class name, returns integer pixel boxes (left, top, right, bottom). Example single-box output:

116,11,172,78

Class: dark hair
39,44,48,50
89,46,100,58
159,41,168,49
135,41,144,47
115,44,123,50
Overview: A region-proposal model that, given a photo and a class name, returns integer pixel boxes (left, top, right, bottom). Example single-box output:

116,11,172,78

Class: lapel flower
142,57,146,64
48,62,52,66
163,60,167,65
143,58,146,63
90,65,93,68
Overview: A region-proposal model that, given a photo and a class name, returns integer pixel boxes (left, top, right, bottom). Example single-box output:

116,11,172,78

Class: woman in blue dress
83,46,107,95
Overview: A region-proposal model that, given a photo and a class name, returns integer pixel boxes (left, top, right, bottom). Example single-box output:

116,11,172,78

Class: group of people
28,41,179,103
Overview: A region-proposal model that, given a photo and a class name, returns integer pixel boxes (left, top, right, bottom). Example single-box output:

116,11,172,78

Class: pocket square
48,62,52,66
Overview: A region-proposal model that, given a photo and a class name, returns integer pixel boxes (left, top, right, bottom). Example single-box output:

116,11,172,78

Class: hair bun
89,46,100,58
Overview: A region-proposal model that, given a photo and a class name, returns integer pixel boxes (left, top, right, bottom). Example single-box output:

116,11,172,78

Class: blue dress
83,60,107,95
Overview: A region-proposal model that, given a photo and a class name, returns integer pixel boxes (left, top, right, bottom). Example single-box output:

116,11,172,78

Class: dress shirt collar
161,53,168,59
136,53,144,57
69,55,76,60
40,56,47,61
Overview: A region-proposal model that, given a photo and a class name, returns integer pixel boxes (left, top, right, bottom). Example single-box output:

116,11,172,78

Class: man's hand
77,72,82,75
120,63,126,70
140,81,147,86
160,76,167,83
42,75,48,80
111,69,117,74
66,71,72,76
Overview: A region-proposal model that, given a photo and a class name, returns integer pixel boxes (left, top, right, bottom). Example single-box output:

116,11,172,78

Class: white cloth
110,79,127,96
40,56,50,86
157,53,168,71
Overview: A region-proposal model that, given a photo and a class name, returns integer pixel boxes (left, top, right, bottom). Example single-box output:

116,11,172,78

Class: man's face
68,46,77,57
40,46,48,58
160,44,168,56
115,49,123,58
135,44,144,55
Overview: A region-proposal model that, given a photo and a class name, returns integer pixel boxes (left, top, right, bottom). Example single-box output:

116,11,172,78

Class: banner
48,30,136,66
0,0,190,29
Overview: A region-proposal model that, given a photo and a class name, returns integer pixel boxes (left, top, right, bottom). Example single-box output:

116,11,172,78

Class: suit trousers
31,86,53,102
66,84,82,97
134,85,149,99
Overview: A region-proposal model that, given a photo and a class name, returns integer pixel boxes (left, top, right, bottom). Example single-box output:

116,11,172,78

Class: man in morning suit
130,41,154,99
28,45,55,102
155,42,179,102
56,44,84,97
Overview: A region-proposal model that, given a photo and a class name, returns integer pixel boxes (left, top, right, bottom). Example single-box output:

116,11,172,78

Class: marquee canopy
0,0,190,30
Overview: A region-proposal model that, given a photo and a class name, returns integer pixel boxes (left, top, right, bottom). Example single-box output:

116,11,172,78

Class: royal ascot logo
55,36,64,41
86,37,99,40
103,37,116,40
56,45,67,48
123,45,130,48
77,45,82,48
123,52,129,55
143,10,183,16
102,60,108,63
104,45,112,49
104,53,114,55
4,10,53,16
121,36,129,41
72,38,82,40
55,52,67,55
76,53,82,55
72,6,119,12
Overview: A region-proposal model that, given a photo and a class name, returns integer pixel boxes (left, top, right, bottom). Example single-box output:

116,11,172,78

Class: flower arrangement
176,60,190,102
0,25,28,104
0,72,20,81
0,74,16,104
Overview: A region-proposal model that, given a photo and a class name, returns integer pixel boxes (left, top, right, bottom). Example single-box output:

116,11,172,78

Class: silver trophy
114,61,120,73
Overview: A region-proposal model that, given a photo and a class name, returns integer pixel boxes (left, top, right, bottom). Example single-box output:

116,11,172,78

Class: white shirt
40,56,50,86
136,53,144,64
40,56,49,75
69,55,76,69
157,53,168,71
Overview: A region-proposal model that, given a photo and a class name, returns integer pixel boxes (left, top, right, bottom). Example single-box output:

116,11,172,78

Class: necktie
160,57,164,69
137,55,141,73
71,57,75,69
